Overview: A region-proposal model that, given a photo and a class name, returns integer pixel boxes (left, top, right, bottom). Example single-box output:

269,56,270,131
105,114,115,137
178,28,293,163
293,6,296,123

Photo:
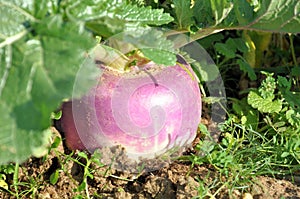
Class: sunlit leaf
248,91,282,113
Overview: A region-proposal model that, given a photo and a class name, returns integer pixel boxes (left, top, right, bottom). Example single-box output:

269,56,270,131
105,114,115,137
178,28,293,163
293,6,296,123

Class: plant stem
84,160,91,199
0,30,28,49
13,163,19,199
289,34,298,67
289,34,300,86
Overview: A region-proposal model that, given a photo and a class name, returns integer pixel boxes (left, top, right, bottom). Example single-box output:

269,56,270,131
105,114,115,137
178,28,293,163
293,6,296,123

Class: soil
0,126,300,199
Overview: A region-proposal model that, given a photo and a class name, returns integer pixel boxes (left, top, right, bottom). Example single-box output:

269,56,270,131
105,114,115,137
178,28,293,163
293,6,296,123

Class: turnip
60,46,201,164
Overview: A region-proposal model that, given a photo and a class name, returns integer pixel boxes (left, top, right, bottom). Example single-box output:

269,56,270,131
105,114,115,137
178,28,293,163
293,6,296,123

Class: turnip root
60,55,201,161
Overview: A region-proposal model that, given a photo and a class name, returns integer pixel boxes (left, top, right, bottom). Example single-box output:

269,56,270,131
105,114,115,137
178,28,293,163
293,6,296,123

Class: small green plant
0,163,14,191
72,150,104,199
213,35,257,81
189,72,300,197
232,72,299,170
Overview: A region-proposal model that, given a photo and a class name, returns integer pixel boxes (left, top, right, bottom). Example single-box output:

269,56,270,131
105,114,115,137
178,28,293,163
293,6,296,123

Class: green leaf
215,38,248,60
192,62,219,82
227,38,249,53
0,1,33,37
259,74,276,99
69,0,173,34
280,89,300,110
277,76,291,89
232,98,259,129
281,152,290,158
32,16,97,99
237,59,257,81
233,0,254,25
215,42,236,58
50,169,59,185
0,102,51,164
192,0,214,27
119,27,177,66
248,0,300,33
118,4,173,25
0,15,96,164
33,0,49,19
173,0,194,29
286,110,300,127
141,48,176,66
191,0,300,41
248,91,282,113
210,0,234,25
291,66,300,77
197,33,224,48
76,181,87,192
50,136,61,149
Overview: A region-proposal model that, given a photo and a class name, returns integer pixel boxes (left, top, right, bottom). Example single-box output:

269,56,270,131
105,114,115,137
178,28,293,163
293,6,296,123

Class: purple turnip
60,52,201,161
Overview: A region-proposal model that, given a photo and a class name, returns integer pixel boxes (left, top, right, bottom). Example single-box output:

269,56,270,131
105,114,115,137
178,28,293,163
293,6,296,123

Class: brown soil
0,128,300,199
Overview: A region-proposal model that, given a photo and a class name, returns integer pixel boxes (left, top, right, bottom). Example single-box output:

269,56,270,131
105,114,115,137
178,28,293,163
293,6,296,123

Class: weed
189,71,300,197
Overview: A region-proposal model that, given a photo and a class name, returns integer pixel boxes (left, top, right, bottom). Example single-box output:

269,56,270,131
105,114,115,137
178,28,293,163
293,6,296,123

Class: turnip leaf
69,0,173,35
118,4,173,25
0,2,29,38
117,27,177,66
210,0,234,26
0,14,95,164
248,0,300,33
141,48,176,66
0,102,51,164
173,0,194,29
191,0,300,41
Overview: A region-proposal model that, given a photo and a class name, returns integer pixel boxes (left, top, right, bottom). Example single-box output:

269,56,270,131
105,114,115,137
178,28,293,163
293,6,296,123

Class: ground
0,126,300,199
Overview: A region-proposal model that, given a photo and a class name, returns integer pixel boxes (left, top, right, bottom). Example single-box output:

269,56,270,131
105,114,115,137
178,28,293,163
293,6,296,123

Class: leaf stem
0,30,28,49
172,28,224,48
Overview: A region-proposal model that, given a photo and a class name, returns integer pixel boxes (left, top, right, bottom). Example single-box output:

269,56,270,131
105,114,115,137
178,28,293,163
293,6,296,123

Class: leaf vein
0,45,12,98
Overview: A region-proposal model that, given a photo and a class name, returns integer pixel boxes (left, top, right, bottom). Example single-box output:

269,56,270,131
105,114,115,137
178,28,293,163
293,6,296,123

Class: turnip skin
61,58,201,160
61,101,85,150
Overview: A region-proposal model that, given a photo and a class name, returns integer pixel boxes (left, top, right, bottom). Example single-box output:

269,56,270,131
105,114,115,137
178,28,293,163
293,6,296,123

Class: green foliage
235,72,299,159
237,72,300,135
0,14,95,164
213,36,257,80
70,0,173,32
49,169,59,185
248,91,282,113
247,73,300,118
173,0,194,29
182,0,300,43
237,59,257,80
188,72,300,194
248,0,300,33
73,150,104,197
117,27,177,65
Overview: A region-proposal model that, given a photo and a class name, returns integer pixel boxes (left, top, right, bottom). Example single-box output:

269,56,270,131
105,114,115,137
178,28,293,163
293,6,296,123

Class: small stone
243,193,253,199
